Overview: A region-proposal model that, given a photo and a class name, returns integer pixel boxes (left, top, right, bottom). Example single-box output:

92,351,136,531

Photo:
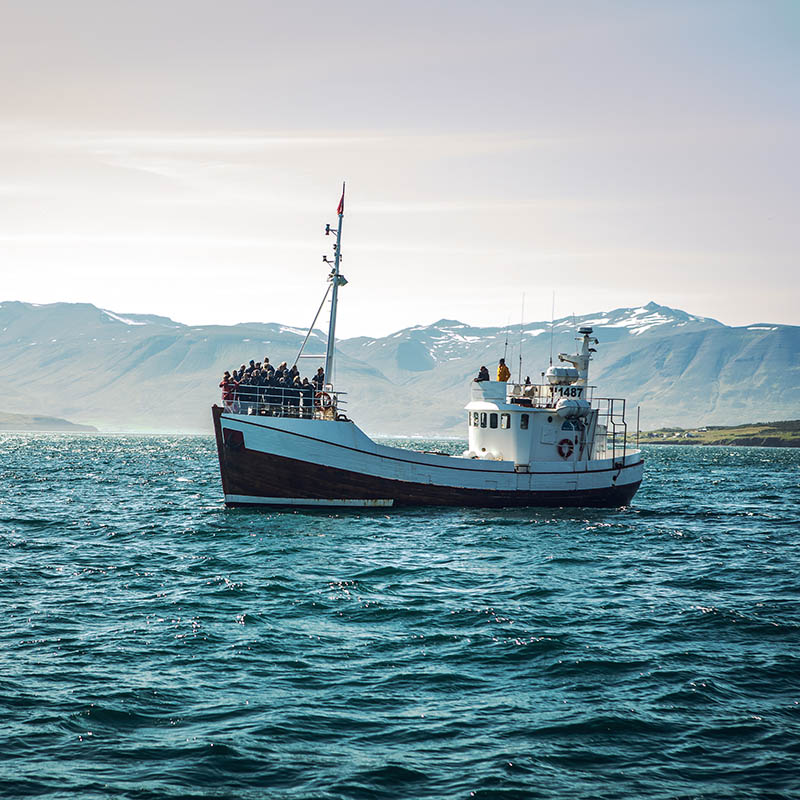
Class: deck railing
220,385,347,421
504,381,596,409
594,397,628,464
477,381,634,462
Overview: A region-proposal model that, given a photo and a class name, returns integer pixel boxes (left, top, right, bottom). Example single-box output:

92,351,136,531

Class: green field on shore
635,420,800,447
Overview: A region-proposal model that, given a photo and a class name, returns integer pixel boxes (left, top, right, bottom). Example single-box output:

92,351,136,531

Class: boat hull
212,407,643,509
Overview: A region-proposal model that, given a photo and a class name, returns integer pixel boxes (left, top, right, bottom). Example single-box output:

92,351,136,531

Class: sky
1,0,798,337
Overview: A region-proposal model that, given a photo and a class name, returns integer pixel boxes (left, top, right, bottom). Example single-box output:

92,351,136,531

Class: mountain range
0,300,797,435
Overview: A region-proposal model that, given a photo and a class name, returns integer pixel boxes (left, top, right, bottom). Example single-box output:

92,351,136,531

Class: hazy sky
1,1,797,336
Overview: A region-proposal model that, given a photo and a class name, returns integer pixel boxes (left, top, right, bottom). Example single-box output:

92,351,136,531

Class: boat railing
502,384,633,462
505,381,596,409
220,385,348,421
594,397,628,464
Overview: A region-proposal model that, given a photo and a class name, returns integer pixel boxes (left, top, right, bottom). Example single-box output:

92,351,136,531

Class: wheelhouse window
520,414,529,430
480,412,487,428
470,412,478,427
500,413,510,429
489,413,498,429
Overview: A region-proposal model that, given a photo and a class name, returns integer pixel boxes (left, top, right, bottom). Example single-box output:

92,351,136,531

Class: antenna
549,290,555,366
517,292,525,383
502,314,510,361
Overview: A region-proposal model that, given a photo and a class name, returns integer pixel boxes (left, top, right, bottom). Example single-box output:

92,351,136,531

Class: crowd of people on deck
219,358,327,416
221,354,524,418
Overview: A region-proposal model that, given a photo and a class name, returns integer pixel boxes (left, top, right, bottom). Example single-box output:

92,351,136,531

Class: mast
517,292,525,383
324,183,347,386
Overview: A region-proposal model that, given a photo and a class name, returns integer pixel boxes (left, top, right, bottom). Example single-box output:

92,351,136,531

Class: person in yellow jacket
497,358,511,382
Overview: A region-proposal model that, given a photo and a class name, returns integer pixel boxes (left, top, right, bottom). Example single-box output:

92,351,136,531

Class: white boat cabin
463,327,627,467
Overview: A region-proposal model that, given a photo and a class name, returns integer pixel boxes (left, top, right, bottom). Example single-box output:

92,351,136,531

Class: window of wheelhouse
520,414,529,430
480,412,487,428
500,413,510,429
489,413,498,429
470,411,479,427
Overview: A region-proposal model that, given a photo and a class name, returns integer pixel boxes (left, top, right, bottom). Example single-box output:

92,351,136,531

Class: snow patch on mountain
102,310,147,326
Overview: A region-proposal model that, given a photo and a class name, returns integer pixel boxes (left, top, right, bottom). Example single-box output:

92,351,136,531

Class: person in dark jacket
274,376,287,416
300,377,314,418
238,372,254,414
232,369,243,411
312,367,325,391
251,369,265,414
474,365,490,382
288,375,302,417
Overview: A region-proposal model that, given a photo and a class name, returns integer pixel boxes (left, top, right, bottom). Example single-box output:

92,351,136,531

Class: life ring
315,390,333,409
557,438,574,459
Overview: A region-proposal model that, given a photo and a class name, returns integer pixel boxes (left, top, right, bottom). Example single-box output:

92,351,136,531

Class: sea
1,434,798,800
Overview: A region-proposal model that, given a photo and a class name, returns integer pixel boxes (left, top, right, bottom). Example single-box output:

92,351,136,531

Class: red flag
337,186,345,216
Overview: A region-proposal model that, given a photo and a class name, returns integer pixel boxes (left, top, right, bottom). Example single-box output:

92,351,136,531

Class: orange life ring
315,390,333,410
557,438,574,459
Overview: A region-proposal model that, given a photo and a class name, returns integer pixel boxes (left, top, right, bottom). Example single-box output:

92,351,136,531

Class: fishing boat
212,188,644,508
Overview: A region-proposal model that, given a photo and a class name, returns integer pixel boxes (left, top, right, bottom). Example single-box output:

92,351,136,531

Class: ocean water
1,434,799,800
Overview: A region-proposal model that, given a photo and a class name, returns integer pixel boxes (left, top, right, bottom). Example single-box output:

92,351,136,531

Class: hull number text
550,386,583,398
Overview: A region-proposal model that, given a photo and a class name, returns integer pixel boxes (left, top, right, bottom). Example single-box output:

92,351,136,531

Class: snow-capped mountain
0,300,796,434
339,303,721,381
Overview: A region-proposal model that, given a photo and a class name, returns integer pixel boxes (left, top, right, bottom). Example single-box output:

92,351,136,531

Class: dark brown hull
213,407,641,509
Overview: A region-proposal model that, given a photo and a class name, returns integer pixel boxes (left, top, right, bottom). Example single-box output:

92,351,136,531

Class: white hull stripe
225,494,395,507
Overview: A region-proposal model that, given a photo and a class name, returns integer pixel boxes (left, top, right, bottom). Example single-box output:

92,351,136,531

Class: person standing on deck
289,375,302,417
497,358,511,382
251,369,265,414
232,369,243,412
275,375,287,416
263,371,273,414
300,377,314,418
219,372,237,412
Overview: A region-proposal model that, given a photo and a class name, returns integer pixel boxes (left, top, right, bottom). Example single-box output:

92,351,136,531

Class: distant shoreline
637,439,799,448
0,411,98,433
632,420,799,448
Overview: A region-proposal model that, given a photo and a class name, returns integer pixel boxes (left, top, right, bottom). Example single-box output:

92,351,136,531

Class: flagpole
324,183,346,387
